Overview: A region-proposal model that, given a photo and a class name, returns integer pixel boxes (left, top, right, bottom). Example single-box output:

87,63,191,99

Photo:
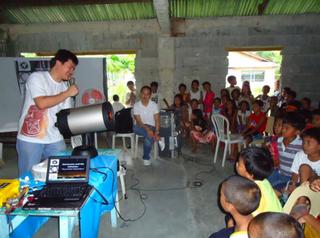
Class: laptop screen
46,156,90,184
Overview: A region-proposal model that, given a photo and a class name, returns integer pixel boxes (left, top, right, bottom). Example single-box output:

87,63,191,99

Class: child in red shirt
242,100,267,144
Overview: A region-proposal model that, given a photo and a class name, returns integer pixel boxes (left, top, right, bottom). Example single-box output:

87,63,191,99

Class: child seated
248,212,304,238
237,100,251,133
210,176,261,238
267,96,280,117
212,97,223,114
289,127,320,192
267,112,305,191
264,113,285,167
242,100,267,144
236,147,282,216
190,109,215,153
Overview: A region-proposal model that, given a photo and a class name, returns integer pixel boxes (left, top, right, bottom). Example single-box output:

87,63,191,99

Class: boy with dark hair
112,94,124,114
190,79,203,103
226,75,240,95
236,147,282,216
256,85,270,113
17,49,79,175
290,127,320,190
267,112,305,190
242,100,267,144
212,97,222,114
248,212,304,238
312,109,320,128
216,176,261,238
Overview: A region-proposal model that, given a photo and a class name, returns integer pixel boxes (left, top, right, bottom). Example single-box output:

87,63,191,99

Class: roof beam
258,0,270,15
0,0,151,8
152,0,171,35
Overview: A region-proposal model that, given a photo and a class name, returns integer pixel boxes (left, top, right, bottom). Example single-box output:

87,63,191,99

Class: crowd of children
113,77,320,237
204,76,320,238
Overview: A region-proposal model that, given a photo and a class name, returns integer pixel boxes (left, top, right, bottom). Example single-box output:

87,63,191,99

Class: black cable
90,166,147,222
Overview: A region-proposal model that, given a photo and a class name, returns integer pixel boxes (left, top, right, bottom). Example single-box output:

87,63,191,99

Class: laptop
23,155,93,210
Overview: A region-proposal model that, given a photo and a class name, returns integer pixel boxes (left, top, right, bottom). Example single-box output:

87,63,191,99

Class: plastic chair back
211,114,230,141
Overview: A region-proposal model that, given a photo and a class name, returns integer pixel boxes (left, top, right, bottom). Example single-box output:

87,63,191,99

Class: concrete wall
1,14,320,105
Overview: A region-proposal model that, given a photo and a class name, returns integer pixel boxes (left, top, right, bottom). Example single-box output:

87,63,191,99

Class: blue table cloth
8,149,119,238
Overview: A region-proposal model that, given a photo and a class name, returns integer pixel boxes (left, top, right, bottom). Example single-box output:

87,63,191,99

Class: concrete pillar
158,36,175,105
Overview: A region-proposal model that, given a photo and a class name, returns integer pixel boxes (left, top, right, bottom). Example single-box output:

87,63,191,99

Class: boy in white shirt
290,127,320,188
112,94,125,114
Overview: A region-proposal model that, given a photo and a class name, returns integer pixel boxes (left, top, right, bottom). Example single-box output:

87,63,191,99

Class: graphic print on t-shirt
21,105,48,138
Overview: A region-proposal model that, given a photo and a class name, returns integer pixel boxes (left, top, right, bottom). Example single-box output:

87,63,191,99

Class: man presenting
133,86,160,166
16,49,79,175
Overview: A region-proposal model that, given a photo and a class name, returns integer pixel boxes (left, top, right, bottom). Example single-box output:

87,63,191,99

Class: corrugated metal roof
264,0,320,15
1,0,319,24
2,3,156,24
170,0,320,18
170,0,261,18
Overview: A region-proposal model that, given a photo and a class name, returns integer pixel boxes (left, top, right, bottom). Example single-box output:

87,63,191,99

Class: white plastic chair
211,114,246,167
112,133,135,157
134,134,158,160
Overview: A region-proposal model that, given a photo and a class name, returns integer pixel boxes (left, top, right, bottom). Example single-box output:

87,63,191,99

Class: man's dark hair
227,75,236,82
50,49,78,67
283,112,306,131
127,81,134,86
253,100,264,108
178,83,187,90
248,212,304,238
113,94,119,101
191,79,199,85
301,127,320,144
238,147,274,180
150,81,158,87
140,85,152,93
221,176,261,216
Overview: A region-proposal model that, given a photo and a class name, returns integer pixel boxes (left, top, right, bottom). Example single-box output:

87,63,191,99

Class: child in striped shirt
267,112,305,191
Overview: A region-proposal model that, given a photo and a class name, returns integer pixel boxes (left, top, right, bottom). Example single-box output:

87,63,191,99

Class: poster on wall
15,59,50,98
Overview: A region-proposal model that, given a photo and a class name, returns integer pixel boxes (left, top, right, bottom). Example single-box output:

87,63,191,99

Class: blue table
0,149,120,238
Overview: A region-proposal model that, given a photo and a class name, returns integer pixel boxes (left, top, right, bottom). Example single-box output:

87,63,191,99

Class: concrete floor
0,137,235,238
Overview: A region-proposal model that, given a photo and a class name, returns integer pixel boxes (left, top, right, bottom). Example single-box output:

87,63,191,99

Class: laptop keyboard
39,185,88,200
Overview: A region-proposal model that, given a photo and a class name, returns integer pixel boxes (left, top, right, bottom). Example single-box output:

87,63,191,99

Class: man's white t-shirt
291,150,320,176
133,100,159,126
17,71,72,144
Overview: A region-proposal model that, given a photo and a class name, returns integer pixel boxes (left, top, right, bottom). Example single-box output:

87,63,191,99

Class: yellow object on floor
0,179,20,207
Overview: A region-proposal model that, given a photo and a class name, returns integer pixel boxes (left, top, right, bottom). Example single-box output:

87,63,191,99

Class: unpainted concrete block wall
176,15,320,104
1,14,320,104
